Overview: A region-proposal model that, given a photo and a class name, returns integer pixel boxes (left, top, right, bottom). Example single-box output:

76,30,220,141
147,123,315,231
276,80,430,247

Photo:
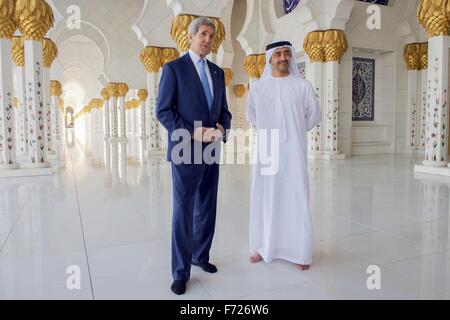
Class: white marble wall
228,0,423,157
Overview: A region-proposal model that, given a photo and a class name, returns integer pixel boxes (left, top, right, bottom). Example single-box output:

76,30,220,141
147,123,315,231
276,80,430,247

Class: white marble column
118,83,129,141
107,83,120,141
248,78,258,159
110,141,120,195
304,30,347,160
24,40,49,168
118,99,127,140
12,36,28,157
0,38,19,169
305,59,323,159
324,60,345,160
89,104,95,133
42,39,58,156
85,108,92,135
51,95,60,146
93,103,101,134
104,139,111,177
404,69,419,153
119,140,129,192
101,88,110,140
125,105,131,136
418,68,428,152
109,97,118,141
98,106,104,135
406,42,428,154
50,81,62,144
231,84,246,161
14,66,27,155
147,72,162,151
93,104,99,133
132,106,139,135
138,89,148,139
423,36,449,167
59,98,66,143
128,104,137,136
42,67,54,155
93,102,99,133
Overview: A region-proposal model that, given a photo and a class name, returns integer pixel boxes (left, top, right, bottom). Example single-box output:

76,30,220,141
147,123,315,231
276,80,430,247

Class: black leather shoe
192,262,217,273
171,280,187,295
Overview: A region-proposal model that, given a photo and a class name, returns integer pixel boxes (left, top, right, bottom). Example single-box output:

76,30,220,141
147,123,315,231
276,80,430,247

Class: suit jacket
156,53,232,163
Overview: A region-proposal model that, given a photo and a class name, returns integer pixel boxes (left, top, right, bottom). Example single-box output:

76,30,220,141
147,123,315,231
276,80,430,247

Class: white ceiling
48,0,146,110
46,0,234,111
43,0,423,112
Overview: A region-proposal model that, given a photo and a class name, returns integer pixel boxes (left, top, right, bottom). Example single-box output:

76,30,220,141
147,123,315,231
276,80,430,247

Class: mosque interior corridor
2,0,450,300
1,130,450,299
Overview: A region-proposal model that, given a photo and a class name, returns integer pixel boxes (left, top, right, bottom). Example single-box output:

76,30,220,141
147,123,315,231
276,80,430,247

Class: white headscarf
255,41,301,143
260,40,301,81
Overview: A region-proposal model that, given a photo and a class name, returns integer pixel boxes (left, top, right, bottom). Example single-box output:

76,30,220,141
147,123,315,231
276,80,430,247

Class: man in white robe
246,40,321,270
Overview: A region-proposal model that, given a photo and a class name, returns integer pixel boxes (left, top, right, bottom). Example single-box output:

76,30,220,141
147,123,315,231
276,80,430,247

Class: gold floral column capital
323,29,348,63
42,38,58,68
417,0,450,37
256,54,266,77
13,0,55,41
137,89,148,102
162,47,180,65
117,83,129,97
0,0,17,39
12,36,25,66
211,17,225,54
95,99,104,109
171,14,196,52
304,31,325,63
101,88,110,101
233,84,246,98
125,99,139,110
171,14,225,54
223,68,233,87
140,46,163,73
89,99,103,109
404,43,421,71
403,42,429,71
418,42,428,70
304,29,348,63
244,54,266,79
107,82,120,98
50,80,62,96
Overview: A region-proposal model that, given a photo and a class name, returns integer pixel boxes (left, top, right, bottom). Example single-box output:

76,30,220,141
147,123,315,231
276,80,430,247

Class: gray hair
188,17,216,37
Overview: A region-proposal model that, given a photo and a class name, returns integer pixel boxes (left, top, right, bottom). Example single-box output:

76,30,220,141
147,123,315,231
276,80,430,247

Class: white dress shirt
188,49,214,98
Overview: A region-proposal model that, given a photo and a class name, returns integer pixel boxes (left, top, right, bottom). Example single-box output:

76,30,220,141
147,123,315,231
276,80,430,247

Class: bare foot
297,264,310,271
250,253,263,263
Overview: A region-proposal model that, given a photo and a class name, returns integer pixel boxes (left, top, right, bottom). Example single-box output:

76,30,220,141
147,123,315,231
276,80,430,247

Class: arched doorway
66,106,75,128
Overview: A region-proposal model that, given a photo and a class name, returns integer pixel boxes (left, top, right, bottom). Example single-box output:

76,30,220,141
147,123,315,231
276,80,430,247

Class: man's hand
216,123,225,135
203,123,225,143
194,124,225,143
193,127,209,142
203,129,222,143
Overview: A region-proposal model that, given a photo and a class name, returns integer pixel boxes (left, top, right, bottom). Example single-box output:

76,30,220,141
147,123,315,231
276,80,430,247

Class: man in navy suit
156,17,232,295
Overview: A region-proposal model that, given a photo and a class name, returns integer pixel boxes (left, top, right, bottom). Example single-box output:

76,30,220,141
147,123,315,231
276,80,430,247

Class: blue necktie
199,58,213,111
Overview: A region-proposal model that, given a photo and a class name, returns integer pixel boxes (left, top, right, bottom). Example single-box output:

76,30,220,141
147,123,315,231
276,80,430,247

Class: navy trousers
171,162,220,281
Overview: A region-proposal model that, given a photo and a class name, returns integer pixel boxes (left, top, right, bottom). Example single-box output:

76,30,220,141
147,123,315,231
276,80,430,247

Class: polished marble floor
1,130,450,299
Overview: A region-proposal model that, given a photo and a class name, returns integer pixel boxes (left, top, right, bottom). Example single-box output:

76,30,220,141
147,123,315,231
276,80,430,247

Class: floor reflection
1,139,450,299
